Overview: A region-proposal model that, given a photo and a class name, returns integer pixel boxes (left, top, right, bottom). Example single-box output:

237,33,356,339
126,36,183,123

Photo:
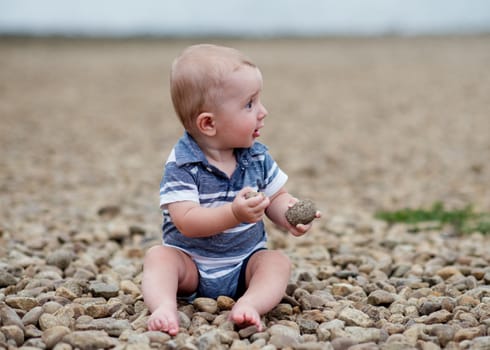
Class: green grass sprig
375,202,490,234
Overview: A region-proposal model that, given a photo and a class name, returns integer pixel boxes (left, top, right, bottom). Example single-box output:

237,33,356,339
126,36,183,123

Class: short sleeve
159,161,200,209
262,152,288,197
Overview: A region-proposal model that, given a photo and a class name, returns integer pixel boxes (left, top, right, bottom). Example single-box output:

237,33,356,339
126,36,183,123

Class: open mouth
253,124,264,138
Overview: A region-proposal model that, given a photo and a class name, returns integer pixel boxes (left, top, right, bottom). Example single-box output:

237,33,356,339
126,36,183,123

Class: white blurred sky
1,0,490,36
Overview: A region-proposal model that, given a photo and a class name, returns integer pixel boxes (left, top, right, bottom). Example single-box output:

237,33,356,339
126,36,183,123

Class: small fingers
296,223,311,232
287,197,299,208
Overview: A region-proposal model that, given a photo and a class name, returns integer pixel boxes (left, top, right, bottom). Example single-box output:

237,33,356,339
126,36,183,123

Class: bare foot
229,299,263,331
147,301,179,335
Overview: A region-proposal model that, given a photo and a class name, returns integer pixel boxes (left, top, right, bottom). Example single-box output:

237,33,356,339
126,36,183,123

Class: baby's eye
245,100,253,109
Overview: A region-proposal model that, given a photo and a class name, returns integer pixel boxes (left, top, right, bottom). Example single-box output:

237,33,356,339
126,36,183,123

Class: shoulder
166,132,206,167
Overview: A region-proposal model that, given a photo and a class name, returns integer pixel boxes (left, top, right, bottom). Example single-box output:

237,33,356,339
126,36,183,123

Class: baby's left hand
286,198,321,236
288,211,321,236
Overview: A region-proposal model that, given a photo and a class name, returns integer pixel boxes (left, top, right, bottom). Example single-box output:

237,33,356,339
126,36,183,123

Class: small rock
367,290,396,306
301,309,327,323
419,300,441,315
75,317,130,336
42,325,71,349
24,323,43,338
0,303,25,329
22,306,44,326
332,254,361,267
24,337,47,349
330,337,356,350
42,301,64,314
454,326,485,342
457,294,480,307
197,329,222,349
120,279,140,297
0,269,18,287
127,332,150,345
423,309,453,324
56,286,79,300
436,266,462,280
321,319,345,331
143,330,171,344
317,323,331,341
335,270,358,279
238,325,259,338
338,307,373,327
47,249,76,270
270,303,294,318
297,317,318,334
193,297,218,314
268,324,301,340
53,306,76,329
484,271,490,283
0,324,24,346
428,324,455,347
178,311,191,330
472,336,490,350
403,324,426,345
85,303,111,318
344,326,382,343
107,221,130,242
217,295,235,310
331,283,354,297
5,295,38,311
441,297,456,312
97,205,121,218
58,279,87,299
88,281,119,299
63,330,118,350
269,333,300,348
39,313,61,330
285,199,317,226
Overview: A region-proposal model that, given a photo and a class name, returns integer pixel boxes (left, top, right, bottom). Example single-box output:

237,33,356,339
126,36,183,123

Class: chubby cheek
244,120,259,136
233,124,256,145
235,126,254,141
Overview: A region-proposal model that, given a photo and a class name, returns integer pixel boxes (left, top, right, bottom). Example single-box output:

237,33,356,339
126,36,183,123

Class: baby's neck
204,148,237,178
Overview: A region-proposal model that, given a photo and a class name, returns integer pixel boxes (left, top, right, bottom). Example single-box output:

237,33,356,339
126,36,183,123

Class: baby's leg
229,250,291,331
142,246,198,335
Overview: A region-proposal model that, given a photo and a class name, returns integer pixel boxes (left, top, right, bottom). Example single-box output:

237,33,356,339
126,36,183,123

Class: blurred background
1,0,490,37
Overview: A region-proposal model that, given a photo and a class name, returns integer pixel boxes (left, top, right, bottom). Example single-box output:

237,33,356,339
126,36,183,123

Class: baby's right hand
231,187,270,223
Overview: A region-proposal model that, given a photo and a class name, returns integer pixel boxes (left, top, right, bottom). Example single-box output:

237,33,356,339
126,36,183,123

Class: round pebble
285,200,317,226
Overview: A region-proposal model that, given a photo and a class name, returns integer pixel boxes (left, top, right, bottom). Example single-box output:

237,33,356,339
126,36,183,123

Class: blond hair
170,44,256,132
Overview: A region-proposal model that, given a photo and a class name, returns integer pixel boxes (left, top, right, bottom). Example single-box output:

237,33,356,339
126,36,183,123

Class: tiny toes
168,326,179,336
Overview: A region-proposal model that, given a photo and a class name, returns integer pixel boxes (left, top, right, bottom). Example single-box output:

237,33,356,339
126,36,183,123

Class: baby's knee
144,245,174,265
275,250,291,264
267,250,292,273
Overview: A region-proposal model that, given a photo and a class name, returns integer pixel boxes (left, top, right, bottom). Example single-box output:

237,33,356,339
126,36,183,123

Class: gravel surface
1,36,489,349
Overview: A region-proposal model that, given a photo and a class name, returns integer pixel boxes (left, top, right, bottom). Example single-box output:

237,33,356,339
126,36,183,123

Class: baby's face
212,65,268,149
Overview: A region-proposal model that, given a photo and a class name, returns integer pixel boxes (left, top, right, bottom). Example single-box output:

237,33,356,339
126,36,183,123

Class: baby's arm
266,187,321,236
168,187,270,238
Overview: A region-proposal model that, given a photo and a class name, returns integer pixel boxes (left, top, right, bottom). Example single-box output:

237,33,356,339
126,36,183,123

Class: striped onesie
159,132,288,299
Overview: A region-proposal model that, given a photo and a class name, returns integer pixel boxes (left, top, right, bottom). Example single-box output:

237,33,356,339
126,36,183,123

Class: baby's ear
196,112,216,136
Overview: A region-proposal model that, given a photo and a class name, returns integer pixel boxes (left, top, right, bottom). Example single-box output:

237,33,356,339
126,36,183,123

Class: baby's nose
259,104,268,119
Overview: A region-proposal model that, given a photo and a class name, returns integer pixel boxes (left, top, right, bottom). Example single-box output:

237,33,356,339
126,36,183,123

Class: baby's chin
234,139,256,149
